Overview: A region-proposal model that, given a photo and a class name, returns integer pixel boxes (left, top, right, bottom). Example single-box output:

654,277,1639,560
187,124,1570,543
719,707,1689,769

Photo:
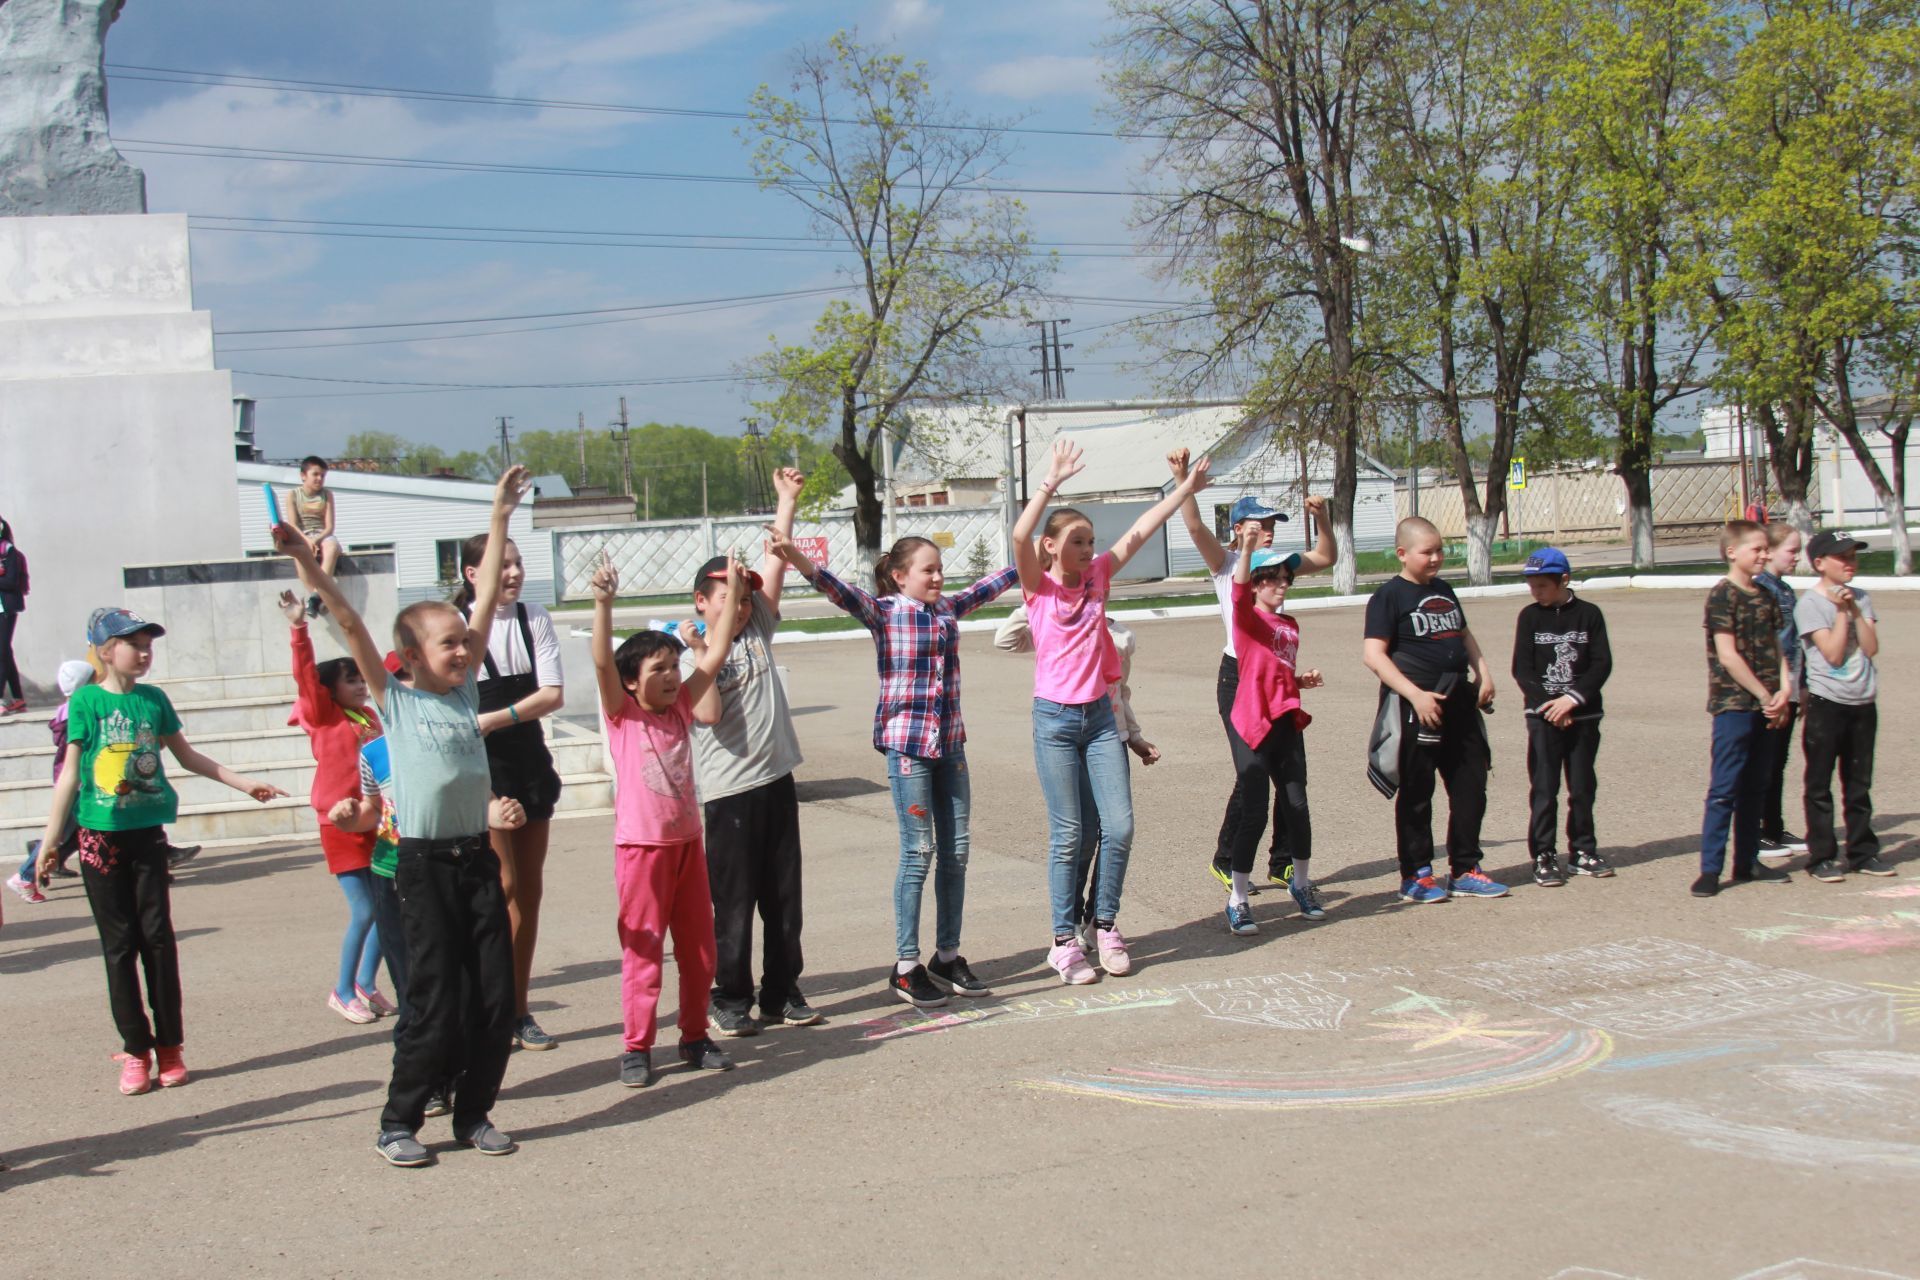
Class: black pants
1525,716,1601,858
1394,691,1489,877
1801,695,1878,867
1211,654,1294,878
380,837,515,1136
703,772,804,1018
79,827,181,1055
1224,718,1311,875
1761,701,1799,838
0,612,20,701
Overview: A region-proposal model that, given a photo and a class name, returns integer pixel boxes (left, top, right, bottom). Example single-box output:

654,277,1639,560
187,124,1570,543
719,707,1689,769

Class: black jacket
0,545,24,615
1511,593,1610,719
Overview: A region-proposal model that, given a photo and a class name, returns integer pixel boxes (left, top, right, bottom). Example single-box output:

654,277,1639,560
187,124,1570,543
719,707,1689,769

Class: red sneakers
115,1052,152,1096
154,1045,189,1088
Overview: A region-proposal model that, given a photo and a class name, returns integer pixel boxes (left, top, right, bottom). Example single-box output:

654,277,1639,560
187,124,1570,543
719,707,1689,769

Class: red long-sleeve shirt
288,624,381,816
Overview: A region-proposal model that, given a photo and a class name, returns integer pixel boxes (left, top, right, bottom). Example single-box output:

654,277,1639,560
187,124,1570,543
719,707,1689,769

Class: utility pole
496,415,514,469
1027,318,1074,400
576,411,588,489
701,461,709,518
643,473,651,521
1407,401,1421,518
741,418,772,515
607,397,634,501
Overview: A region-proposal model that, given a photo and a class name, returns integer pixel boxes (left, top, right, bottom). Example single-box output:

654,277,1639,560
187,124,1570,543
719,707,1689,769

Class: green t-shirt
67,684,184,831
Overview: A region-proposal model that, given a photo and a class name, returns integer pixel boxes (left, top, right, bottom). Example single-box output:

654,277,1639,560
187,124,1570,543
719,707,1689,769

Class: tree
741,34,1053,554
1109,0,1397,594
1370,0,1587,584
340,430,492,478
1547,0,1731,568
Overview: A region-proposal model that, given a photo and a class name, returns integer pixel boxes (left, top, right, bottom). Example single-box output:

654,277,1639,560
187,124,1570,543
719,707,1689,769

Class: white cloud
502,0,784,80
872,0,940,39
973,54,1104,100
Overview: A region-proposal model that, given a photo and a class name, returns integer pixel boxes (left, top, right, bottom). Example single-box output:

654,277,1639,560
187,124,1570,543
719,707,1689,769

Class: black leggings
0,612,20,701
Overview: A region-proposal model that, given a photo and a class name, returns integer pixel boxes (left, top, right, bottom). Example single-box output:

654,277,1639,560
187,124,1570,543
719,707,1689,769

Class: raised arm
767,524,885,631
682,557,746,706
761,467,805,615
1013,439,1085,594
1109,455,1211,574
465,465,532,662
1296,495,1336,575
274,521,389,707
588,552,628,717
1168,448,1227,576
283,592,331,726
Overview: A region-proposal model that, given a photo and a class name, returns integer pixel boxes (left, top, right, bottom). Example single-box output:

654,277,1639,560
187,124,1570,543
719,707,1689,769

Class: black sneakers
708,1007,760,1038
889,963,949,1008
1852,855,1896,877
1532,854,1566,887
1808,860,1847,883
619,1049,654,1088
1569,851,1614,878
766,995,824,1027
926,954,991,997
1690,873,1720,898
1733,862,1792,885
1758,830,1808,854
677,1038,735,1071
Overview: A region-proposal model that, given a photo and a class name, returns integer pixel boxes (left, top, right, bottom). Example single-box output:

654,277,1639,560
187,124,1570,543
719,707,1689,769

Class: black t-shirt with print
1364,575,1470,690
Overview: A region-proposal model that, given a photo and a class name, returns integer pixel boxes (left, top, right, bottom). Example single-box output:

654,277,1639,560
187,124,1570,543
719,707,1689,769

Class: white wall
235,465,551,606
1165,432,1397,574
0,214,240,691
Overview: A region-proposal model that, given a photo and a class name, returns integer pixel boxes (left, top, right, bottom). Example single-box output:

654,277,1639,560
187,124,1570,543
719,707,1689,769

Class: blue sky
105,0,1185,461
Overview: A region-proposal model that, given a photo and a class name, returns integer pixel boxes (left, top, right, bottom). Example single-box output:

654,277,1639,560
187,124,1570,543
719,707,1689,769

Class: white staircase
0,672,613,850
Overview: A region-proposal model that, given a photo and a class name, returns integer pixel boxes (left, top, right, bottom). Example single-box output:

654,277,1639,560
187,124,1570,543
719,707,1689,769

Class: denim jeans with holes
1033,696,1135,938
885,748,970,961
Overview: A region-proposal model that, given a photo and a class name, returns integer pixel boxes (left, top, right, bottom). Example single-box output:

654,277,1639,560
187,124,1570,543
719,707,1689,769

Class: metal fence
551,505,1012,602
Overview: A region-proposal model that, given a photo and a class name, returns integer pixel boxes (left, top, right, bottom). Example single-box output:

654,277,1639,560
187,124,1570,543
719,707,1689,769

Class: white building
1702,398,1920,524
235,463,554,606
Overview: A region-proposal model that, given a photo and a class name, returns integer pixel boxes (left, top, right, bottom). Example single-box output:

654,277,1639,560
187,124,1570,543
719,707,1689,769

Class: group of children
7,437,1894,1169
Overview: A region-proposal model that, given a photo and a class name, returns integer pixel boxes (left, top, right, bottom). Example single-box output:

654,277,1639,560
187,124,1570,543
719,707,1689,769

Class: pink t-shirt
1230,580,1309,749
1025,551,1124,706
604,687,701,847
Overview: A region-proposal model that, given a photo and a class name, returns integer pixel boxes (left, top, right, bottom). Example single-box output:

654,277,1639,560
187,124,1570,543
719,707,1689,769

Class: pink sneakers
1095,926,1132,976
328,991,377,1024
5,872,47,905
355,985,398,1018
114,1052,151,1096
1048,937,1099,985
154,1045,189,1088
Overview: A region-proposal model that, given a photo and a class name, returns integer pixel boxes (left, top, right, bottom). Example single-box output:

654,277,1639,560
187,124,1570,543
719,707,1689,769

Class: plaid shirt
811,565,1018,757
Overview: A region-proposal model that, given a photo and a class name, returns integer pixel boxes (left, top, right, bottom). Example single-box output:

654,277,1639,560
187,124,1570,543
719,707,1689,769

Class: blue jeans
885,748,970,961
1701,710,1769,876
1033,697,1135,938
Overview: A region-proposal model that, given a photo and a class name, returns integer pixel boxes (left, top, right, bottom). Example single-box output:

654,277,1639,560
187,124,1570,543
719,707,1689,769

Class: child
1795,531,1889,881
1013,438,1211,984
289,456,341,613
35,610,287,1095
591,552,743,1086
277,465,531,1168
1361,516,1506,904
8,659,95,903
1754,523,1806,855
677,467,815,1036
1510,548,1614,887
1169,449,1335,898
281,587,391,1025
1693,519,1794,897
764,526,1016,1009
453,531,567,1052
994,597,1161,950
1222,529,1325,936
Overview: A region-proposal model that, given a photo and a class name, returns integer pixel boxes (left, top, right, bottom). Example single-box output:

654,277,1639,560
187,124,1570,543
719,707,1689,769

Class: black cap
1806,530,1869,562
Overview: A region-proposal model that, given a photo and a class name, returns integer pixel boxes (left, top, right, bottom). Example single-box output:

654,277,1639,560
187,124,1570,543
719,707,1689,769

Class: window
1213,503,1233,542
434,538,464,593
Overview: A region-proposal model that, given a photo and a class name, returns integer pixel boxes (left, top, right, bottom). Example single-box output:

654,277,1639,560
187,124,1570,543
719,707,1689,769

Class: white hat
57,659,95,697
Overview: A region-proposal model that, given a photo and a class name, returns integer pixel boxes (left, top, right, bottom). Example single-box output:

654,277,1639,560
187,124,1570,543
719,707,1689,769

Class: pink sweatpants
615,839,717,1052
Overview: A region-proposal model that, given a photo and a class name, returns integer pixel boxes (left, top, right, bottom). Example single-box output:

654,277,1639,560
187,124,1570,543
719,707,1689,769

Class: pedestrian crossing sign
1508,458,1526,490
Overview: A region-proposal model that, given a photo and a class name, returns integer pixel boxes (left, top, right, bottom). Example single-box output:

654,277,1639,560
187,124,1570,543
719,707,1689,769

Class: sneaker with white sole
1398,867,1450,905
889,964,949,1008
1225,900,1258,936
356,985,398,1018
114,1051,151,1096
329,991,377,1024
1288,880,1328,919
454,1122,516,1156
5,872,47,904
1047,937,1099,985
1448,867,1510,899
375,1130,433,1167
1095,926,1132,975
927,954,992,996
512,1015,556,1051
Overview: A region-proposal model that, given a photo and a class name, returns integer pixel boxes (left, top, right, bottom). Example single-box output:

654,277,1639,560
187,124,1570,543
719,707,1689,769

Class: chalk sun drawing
1439,937,1892,1043
1364,1009,1552,1052
1023,1026,1612,1111
1864,979,1920,1025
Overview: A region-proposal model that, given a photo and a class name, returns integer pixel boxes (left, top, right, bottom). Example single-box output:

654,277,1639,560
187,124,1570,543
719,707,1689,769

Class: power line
115,138,1153,198
106,63,1165,142
215,284,851,335
230,369,753,390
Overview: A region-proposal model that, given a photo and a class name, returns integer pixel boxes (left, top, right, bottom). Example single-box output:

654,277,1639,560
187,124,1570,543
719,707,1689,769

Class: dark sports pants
78,827,182,1055
0,612,21,701
1801,695,1878,867
1525,716,1601,858
380,837,515,1136
1394,691,1490,877
1211,654,1294,878
1223,718,1311,875
703,772,804,1018
1760,702,1799,838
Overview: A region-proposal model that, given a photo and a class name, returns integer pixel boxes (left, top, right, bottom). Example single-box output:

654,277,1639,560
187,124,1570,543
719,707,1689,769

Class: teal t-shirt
66,683,184,832
381,670,489,841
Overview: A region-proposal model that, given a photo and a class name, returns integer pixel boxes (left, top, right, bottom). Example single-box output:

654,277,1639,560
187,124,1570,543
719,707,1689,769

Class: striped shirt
811,565,1018,758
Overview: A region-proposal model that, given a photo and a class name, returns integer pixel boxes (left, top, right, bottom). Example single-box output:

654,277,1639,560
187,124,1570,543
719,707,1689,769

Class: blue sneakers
1288,880,1327,920
1398,867,1450,904
1225,900,1259,936
1448,866,1510,899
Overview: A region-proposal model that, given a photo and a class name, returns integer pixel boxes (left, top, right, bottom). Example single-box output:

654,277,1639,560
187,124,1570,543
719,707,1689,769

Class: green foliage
340,430,495,479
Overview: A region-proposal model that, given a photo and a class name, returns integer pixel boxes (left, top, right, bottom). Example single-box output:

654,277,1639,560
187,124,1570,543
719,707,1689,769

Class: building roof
240,461,539,504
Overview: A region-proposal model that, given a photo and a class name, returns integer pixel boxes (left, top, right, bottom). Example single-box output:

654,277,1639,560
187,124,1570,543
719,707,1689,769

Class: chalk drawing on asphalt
1593,1043,1776,1073
1024,1025,1613,1111
1178,973,1350,1030
1438,937,1893,1043
1864,979,1920,1025
1364,1009,1554,1052
1736,910,1920,956
1551,1264,1914,1280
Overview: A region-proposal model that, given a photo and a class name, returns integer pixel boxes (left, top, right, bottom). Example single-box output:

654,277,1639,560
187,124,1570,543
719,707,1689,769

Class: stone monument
0,0,147,215
1,0,245,691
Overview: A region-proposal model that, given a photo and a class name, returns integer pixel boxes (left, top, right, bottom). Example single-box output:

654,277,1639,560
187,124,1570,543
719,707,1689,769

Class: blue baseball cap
1229,495,1288,525
1522,547,1571,577
86,607,165,647
1248,549,1302,576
